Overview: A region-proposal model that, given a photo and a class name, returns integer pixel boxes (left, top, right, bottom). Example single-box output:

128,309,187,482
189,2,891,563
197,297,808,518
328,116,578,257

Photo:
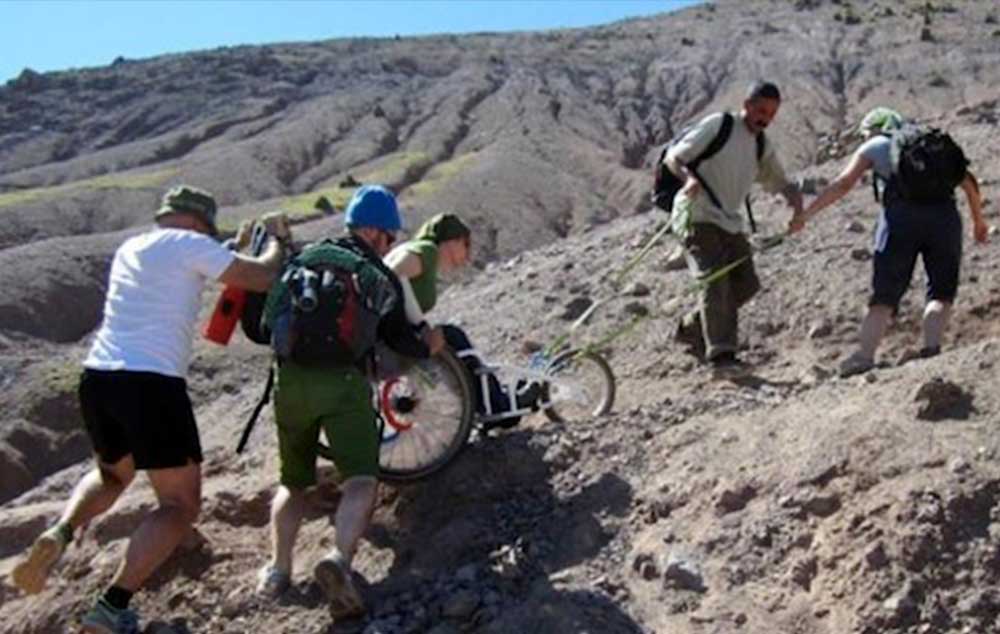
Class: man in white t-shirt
665,81,803,369
11,185,292,633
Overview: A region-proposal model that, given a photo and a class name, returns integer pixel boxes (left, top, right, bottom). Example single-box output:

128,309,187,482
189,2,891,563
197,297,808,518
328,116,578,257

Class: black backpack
888,125,968,204
651,112,765,232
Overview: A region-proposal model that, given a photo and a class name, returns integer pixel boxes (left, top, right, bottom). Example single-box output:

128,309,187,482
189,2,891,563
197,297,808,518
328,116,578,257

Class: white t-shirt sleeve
756,138,791,194
398,275,427,325
667,113,726,165
859,136,893,179
182,233,237,280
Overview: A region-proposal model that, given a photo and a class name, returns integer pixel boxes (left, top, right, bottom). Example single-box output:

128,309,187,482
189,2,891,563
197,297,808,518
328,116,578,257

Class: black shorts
79,369,202,469
871,200,962,309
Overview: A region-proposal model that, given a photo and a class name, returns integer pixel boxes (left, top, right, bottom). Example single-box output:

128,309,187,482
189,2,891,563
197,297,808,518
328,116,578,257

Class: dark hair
746,81,781,101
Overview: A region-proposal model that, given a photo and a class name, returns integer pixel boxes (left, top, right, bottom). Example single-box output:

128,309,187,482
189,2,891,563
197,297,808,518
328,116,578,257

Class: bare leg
12,455,135,595
268,485,308,575
110,463,201,591
857,304,894,360
333,476,377,565
839,304,894,377
922,300,952,351
60,455,136,529
314,476,376,618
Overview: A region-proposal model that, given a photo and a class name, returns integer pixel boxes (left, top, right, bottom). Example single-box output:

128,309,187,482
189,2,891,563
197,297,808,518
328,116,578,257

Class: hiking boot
709,351,741,368
314,553,365,620
838,352,874,378
674,316,706,360
709,351,747,378
255,565,291,598
11,523,70,595
80,598,141,634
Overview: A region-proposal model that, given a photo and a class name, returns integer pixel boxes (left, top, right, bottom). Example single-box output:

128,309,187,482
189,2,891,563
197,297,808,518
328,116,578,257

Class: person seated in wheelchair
385,212,542,430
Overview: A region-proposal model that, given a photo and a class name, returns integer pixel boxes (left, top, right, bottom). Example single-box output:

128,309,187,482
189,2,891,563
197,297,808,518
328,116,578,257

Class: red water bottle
203,286,247,345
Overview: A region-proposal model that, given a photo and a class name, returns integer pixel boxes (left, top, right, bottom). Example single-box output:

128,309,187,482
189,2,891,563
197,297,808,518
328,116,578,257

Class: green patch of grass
355,151,433,186
282,187,355,218
407,152,479,199
34,359,80,395
215,187,355,235
216,151,440,234
0,168,177,209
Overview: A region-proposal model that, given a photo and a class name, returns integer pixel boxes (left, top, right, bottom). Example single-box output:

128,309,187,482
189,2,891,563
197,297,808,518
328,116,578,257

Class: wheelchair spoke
377,347,474,480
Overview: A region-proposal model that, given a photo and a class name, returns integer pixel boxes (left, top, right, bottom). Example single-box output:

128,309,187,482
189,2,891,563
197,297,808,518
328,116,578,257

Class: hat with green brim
154,185,219,236
858,107,904,136
413,213,471,245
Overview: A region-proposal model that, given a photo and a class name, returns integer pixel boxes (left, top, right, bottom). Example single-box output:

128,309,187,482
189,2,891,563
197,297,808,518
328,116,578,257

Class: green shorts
273,362,378,487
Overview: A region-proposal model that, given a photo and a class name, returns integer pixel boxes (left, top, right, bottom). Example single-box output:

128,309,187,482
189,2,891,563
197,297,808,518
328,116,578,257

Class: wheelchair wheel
542,349,616,423
374,347,475,482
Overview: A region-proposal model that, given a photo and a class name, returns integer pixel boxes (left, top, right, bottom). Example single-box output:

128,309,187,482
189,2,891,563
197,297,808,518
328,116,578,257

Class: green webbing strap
561,253,748,363
236,365,274,454
611,221,674,291
545,229,789,362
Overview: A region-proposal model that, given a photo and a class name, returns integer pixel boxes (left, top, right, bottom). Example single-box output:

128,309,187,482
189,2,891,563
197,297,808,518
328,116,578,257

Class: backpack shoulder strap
744,128,766,234
236,366,274,454
688,112,733,169
872,174,884,202
683,113,734,213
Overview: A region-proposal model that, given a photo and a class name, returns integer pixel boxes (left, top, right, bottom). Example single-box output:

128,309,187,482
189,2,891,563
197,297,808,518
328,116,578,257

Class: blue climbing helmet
344,185,402,232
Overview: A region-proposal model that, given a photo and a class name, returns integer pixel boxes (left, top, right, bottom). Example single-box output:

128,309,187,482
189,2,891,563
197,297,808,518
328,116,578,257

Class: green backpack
263,239,398,366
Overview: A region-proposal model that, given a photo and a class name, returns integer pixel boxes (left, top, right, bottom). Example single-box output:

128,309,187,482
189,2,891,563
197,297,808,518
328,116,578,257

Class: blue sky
1,0,702,84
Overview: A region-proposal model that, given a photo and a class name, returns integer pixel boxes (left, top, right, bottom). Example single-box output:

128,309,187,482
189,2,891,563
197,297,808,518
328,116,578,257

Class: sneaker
313,553,365,620
838,352,874,378
514,380,543,411
11,524,70,595
256,565,291,598
80,598,141,634
897,346,940,366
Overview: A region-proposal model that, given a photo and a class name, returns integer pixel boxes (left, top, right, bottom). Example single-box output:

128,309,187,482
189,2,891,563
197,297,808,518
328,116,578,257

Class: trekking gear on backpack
203,223,271,346
203,286,247,345
651,113,765,233
888,125,968,204
263,239,398,366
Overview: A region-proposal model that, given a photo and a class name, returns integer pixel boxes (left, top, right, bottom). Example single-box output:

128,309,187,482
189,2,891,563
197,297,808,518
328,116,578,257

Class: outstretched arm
960,170,989,244
782,182,804,216
792,151,873,233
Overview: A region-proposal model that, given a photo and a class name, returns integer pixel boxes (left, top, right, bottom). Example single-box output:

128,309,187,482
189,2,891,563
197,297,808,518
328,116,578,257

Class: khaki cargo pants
677,223,760,361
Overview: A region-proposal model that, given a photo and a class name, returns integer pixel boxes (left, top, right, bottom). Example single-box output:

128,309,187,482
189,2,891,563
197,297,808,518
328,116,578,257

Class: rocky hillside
1,1,1000,633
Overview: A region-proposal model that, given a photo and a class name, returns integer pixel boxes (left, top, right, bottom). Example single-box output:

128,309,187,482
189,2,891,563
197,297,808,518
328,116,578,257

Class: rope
542,225,789,363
